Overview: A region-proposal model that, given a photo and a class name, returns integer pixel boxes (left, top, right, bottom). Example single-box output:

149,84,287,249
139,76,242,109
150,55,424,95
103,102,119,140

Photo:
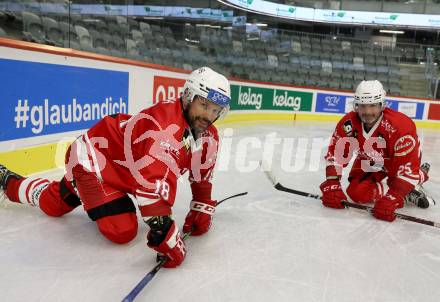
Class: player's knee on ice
96,212,138,244
346,178,383,204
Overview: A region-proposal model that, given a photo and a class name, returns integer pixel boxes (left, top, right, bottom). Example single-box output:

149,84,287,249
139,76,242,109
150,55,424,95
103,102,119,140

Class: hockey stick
262,167,440,229
121,191,248,302
216,191,248,206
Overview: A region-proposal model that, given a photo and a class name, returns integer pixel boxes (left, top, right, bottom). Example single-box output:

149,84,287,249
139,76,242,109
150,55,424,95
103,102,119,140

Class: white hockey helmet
354,80,386,108
183,67,231,119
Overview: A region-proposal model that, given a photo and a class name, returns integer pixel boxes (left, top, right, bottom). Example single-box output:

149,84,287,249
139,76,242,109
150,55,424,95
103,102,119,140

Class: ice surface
2,121,440,302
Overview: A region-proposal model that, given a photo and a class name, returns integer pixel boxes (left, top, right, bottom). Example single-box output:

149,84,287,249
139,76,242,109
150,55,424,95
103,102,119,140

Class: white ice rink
2,121,440,302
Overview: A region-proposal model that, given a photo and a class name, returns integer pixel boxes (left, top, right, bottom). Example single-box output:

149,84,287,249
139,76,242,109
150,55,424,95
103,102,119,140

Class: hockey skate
0,164,22,205
0,164,22,190
404,163,436,209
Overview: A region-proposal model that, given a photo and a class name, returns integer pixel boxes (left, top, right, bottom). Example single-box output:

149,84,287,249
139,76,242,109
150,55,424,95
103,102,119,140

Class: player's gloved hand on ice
147,218,186,268
320,179,347,209
373,192,402,222
183,199,216,236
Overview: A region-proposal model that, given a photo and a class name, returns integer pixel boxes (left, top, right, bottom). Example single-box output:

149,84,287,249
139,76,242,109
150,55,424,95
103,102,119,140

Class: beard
360,114,379,125
191,116,211,133
184,109,211,135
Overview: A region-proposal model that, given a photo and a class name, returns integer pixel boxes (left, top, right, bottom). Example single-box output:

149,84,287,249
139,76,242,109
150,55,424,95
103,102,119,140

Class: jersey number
398,163,413,176
155,180,170,201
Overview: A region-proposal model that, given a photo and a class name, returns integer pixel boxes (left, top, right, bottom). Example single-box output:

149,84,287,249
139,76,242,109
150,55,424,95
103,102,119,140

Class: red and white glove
183,200,216,236
320,179,347,209
147,221,186,268
373,192,403,222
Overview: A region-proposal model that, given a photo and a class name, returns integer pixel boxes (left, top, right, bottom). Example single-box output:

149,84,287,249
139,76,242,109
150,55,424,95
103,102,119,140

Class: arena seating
1,2,439,97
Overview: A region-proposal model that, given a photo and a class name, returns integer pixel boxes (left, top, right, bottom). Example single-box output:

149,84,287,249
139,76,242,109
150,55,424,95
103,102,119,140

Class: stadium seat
340,81,353,90
96,20,108,34
415,48,425,61
404,47,416,60
95,46,110,56
376,66,389,75
329,81,340,89
22,12,45,44
88,29,106,48
354,72,365,82
126,39,138,55
80,41,94,53
364,55,375,65
66,40,80,50
74,25,92,49
139,22,151,34
309,68,320,77
58,22,79,43
110,49,124,58
41,17,63,47
390,84,401,96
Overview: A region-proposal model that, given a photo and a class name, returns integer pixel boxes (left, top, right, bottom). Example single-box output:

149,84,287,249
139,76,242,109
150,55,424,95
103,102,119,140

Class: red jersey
325,107,425,198
66,98,219,219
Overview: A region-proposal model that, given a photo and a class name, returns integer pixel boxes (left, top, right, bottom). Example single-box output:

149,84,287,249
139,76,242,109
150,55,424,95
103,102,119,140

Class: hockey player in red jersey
0,66,231,268
320,80,433,222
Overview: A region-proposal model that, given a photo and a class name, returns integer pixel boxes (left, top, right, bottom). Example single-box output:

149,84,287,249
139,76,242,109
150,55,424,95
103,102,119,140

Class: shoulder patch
394,135,416,156
343,120,353,136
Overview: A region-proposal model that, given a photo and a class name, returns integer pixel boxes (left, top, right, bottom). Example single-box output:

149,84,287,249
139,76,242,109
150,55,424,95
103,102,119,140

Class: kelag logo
153,76,186,104
316,93,346,113
0,58,128,142
231,84,313,111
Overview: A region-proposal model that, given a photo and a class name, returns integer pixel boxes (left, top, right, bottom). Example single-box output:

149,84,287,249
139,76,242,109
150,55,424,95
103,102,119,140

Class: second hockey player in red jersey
0,66,231,268
320,80,433,222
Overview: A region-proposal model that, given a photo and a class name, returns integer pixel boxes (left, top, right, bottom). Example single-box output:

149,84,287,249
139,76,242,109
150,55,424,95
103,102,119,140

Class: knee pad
96,212,138,244
347,178,384,204
59,177,81,208
87,195,137,244
86,195,136,221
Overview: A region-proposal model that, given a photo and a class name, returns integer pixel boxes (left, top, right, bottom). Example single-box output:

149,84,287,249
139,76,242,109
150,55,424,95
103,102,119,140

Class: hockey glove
147,219,186,268
320,179,347,209
373,192,402,222
183,199,216,236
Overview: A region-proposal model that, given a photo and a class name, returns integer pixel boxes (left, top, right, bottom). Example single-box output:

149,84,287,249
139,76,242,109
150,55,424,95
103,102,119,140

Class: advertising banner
223,0,440,28
0,59,128,142
428,103,440,120
230,84,313,111
316,93,347,113
153,76,186,104
338,94,425,119
386,99,424,120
